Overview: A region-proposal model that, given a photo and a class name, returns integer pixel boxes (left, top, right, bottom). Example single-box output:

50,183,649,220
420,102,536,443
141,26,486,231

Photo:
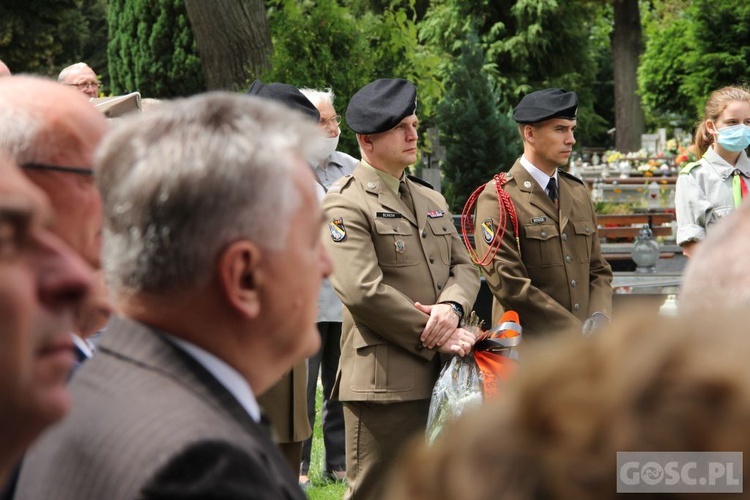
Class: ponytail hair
693,85,750,157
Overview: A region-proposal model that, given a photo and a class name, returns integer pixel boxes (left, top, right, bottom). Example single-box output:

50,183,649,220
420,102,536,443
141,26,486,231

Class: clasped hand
415,302,475,357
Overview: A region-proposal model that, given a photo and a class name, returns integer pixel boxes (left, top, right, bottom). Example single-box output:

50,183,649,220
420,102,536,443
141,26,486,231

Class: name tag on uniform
531,216,547,224
377,211,402,219
427,211,445,218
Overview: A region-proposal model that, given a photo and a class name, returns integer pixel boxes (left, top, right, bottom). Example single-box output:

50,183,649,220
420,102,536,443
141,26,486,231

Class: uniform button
442,226,447,231
585,226,590,233
561,233,568,241
571,280,577,287
573,303,580,311
422,230,427,238
565,255,572,263
540,231,547,238
437,283,443,290
429,257,435,264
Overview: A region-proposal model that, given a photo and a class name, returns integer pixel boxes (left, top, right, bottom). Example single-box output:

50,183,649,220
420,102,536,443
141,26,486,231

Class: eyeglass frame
319,115,342,127
64,80,101,90
20,163,94,177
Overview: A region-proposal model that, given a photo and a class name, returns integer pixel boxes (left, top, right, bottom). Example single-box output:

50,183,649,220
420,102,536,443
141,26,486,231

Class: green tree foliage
263,0,441,157
437,33,521,212
0,0,98,77
108,0,204,97
420,0,610,147
639,0,750,127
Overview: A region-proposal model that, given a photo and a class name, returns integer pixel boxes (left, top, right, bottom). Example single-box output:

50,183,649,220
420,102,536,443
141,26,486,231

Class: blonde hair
693,85,750,156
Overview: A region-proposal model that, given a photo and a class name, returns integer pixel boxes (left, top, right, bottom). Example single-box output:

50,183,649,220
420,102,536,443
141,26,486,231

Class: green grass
306,383,348,500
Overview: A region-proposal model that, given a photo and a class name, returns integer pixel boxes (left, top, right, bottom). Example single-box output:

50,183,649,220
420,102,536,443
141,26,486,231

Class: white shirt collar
520,155,557,190
71,333,95,358
168,336,261,423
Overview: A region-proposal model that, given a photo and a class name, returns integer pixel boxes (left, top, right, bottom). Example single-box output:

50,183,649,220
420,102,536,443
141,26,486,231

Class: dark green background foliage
0,0,101,77
436,32,520,212
639,0,750,127
107,0,204,97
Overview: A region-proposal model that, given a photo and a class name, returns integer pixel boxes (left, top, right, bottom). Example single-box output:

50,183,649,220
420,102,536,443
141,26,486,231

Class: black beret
246,79,319,122
346,78,417,134
513,88,578,124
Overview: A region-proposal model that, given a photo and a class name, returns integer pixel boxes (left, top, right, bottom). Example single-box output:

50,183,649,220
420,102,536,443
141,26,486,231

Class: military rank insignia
481,219,496,244
329,217,346,242
426,210,445,218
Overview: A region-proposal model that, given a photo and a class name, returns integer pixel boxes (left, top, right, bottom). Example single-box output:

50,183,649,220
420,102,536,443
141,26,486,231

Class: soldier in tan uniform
322,78,479,500
474,88,612,337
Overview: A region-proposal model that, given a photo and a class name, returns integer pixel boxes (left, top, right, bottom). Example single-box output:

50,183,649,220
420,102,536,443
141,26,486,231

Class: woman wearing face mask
676,85,750,258
301,88,358,189
297,87,356,489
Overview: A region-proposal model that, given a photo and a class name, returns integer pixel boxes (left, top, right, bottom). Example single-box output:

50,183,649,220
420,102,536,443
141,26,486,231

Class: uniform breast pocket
374,220,420,267
523,224,562,268
708,206,733,227
572,220,594,263
427,218,453,265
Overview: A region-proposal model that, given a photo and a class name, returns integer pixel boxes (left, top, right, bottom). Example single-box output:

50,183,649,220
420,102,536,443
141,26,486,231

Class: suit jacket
474,161,613,336
13,315,305,500
256,360,310,443
323,163,480,402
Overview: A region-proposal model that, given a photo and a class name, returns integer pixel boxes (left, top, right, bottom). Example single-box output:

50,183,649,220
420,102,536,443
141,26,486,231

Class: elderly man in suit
0,76,111,363
0,155,91,486
473,88,613,337
14,93,331,499
322,78,479,500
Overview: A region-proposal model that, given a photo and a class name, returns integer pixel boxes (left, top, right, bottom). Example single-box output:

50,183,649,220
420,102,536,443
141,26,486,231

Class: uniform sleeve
435,198,480,315
586,201,613,318
474,182,579,334
675,173,709,245
322,192,437,361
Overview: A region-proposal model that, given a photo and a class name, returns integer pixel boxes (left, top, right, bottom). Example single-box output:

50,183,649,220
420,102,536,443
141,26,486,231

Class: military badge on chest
482,219,496,244
329,217,346,242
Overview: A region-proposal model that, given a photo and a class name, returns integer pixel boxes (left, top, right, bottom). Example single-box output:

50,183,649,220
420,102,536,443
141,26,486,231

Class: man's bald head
0,76,108,268
0,60,10,77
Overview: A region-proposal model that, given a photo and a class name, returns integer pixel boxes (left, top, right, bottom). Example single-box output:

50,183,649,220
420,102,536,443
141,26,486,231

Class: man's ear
523,124,535,143
357,133,373,153
218,240,263,319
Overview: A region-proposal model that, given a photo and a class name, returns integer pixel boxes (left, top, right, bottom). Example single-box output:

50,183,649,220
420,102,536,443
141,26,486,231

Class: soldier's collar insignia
482,219,496,244
427,210,445,218
329,217,346,242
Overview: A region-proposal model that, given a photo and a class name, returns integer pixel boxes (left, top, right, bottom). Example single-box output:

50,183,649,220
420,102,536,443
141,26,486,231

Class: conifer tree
108,0,204,97
436,32,520,212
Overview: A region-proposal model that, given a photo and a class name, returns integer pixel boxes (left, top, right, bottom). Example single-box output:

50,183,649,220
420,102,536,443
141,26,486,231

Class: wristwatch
441,301,464,325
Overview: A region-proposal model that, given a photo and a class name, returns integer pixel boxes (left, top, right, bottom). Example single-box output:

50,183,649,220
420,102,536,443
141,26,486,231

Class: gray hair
58,62,95,83
0,108,44,163
97,92,319,296
679,201,750,313
299,87,335,108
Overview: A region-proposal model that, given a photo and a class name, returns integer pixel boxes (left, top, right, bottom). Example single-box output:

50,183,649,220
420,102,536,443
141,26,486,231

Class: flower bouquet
425,311,522,444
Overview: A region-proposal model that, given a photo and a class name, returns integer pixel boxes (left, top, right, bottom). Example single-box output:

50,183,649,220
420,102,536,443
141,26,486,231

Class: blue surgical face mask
715,123,750,152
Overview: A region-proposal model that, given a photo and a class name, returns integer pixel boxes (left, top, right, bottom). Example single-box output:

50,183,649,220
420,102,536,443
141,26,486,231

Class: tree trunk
184,0,272,91
612,0,645,153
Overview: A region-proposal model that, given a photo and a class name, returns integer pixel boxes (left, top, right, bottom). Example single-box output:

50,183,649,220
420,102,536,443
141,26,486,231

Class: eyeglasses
20,163,94,177
320,115,342,127
65,81,100,90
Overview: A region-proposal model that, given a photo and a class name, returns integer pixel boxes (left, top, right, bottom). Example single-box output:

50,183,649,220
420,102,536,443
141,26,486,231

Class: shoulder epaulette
407,175,434,190
680,161,702,175
326,174,355,194
558,168,585,185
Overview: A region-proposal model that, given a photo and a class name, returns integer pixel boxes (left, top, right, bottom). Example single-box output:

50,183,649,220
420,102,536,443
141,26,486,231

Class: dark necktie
399,181,415,217
546,176,558,206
